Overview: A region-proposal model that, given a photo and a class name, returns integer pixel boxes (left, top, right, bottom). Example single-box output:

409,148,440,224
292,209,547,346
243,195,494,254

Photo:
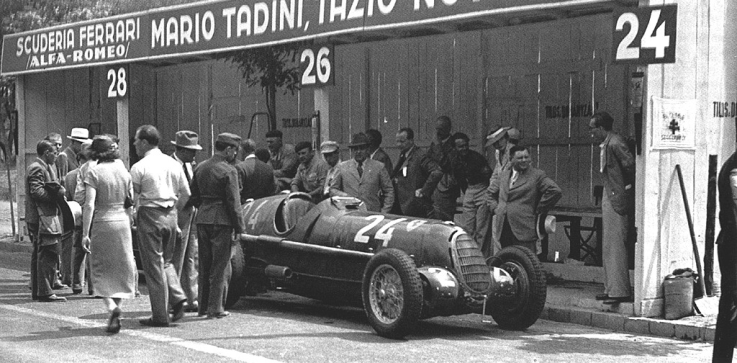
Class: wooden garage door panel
539,73,567,140
369,38,409,146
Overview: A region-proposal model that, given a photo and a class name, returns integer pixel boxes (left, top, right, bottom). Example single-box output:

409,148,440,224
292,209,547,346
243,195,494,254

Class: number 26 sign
613,5,677,64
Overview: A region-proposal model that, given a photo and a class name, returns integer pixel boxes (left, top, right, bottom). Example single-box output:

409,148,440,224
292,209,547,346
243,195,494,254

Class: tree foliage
221,44,304,130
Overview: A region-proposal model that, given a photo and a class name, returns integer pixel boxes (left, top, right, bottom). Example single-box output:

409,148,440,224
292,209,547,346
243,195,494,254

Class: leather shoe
107,307,122,334
184,302,199,313
171,300,186,322
595,294,609,300
207,311,230,319
38,294,67,302
52,281,68,290
602,296,632,305
139,318,169,327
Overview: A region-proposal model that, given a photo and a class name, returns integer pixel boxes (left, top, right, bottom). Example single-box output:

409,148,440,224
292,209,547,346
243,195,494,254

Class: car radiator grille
451,232,492,294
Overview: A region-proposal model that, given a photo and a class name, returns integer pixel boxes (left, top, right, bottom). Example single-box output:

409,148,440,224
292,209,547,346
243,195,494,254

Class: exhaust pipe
264,265,292,279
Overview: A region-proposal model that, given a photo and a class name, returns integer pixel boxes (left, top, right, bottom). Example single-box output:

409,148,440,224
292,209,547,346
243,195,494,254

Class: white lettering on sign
106,67,128,98
151,11,215,48
613,5,677,64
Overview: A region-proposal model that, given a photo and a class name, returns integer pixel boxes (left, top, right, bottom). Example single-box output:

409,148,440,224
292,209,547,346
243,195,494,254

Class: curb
0,239,32,254
541,305,716,342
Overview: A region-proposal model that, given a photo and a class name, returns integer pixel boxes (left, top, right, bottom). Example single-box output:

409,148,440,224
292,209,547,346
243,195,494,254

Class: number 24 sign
613,5,677,64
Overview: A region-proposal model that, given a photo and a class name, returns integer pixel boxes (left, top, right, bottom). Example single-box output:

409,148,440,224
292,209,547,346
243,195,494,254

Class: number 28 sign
613,5,677,64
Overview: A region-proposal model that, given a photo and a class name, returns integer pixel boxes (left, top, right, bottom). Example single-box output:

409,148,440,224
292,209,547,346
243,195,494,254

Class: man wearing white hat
55,127,89,287
170,130,202,313
58,128,90,181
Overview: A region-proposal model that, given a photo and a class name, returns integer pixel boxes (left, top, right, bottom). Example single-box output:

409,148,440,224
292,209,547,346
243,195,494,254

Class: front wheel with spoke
362,248,423,339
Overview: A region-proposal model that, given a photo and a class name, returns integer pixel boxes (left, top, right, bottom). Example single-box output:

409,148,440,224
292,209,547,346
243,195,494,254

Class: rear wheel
487,245,546,330
362,249,423,339
225,242,246,309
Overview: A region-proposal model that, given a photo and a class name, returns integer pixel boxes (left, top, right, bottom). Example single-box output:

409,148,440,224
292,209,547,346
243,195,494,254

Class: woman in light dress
81,135,136,333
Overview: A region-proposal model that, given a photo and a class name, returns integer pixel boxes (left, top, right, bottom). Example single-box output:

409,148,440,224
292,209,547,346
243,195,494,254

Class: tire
487,245,547,330
361,248,423,339
225,242,246,309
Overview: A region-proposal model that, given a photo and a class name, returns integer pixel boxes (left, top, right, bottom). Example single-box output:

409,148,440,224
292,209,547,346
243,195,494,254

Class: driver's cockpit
273,193,366,236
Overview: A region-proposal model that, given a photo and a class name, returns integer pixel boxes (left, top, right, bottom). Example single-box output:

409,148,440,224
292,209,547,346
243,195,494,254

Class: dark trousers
136,207,186,323
500,218,537,254
29,223,59,298
197,224,234,315
432,190,457,222
59,230,73,285
714,241,737,362
71,227,86,289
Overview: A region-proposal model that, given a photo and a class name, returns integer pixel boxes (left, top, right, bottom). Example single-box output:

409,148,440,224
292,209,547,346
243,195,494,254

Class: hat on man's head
536,214,557,240
485,125,509,147
348,133,370,148
216,133,241,148
67,128,90,142
320,140,339,154
171,130,202,150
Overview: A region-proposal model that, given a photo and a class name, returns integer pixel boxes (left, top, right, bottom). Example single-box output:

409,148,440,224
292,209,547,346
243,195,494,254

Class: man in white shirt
131,125,189,327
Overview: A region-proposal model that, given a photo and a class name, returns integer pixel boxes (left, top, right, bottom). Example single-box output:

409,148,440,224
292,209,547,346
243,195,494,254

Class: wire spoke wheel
362,249,423,339
487,246,546,330
368,264,405,324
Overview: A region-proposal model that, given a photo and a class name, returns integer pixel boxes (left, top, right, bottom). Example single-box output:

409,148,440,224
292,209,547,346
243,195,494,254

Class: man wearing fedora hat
487,145,562,255
189,132,246,319
170,130,202,313
330,133,394,213
58,128,90,181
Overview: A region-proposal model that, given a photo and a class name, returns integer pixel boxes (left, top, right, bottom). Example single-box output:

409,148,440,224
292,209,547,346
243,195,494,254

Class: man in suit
428,116,459,221
64,139,92,294
26,139,67,302
393,127,442,218
131,125,189,327
190,133,246,319
330,133,394,213
170,130,201,313
56,128,89,286
291,141,330,203
366,129,393,177
589,111,634,305
236,139,278,203
484,125,515,257
714,147,737,362
266,129,298,191
321,141,341,198
488,145,562,254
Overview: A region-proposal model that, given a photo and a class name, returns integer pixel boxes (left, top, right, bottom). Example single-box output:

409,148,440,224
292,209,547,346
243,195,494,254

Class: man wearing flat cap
330,133,394,213
189,132,246,319
170,130,202,313
320,141,341,199
131,125,190,327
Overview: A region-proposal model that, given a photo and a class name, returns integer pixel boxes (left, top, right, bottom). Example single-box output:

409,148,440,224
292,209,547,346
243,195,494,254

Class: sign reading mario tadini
2,0,614,76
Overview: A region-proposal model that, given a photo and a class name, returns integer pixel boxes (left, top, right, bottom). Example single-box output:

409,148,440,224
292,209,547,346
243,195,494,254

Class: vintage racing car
228,192,547,339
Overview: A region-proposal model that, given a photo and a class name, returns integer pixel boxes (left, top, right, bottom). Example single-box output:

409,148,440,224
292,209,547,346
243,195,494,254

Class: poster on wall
651,97,696,149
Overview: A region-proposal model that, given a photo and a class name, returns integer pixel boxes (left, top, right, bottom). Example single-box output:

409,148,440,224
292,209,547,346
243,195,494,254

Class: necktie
510,170,518,188
183,163,191,183
357,162,363,178
392,153,406,179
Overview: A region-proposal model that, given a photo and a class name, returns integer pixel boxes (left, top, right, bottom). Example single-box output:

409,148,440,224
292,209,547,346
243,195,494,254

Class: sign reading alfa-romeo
3,0,614,75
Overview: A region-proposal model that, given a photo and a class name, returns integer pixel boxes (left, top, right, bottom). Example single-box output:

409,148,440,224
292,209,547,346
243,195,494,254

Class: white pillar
315,88,330,142
117,98,130,168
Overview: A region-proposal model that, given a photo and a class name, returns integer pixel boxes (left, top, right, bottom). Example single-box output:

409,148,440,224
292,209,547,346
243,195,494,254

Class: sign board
105,65,129,99
612,5,678,64
651,96,695,150
299,45,333,87
2,0,615,75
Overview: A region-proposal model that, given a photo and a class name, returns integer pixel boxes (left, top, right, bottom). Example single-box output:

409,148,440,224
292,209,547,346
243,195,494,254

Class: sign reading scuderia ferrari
2,0,612,75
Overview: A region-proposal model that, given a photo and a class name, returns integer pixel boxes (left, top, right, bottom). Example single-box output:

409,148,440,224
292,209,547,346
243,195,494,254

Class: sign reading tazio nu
2,0,610,75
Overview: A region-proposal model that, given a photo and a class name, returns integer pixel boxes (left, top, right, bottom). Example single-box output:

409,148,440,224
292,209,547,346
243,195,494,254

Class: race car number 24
354,215,426,246
612,5,677,64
